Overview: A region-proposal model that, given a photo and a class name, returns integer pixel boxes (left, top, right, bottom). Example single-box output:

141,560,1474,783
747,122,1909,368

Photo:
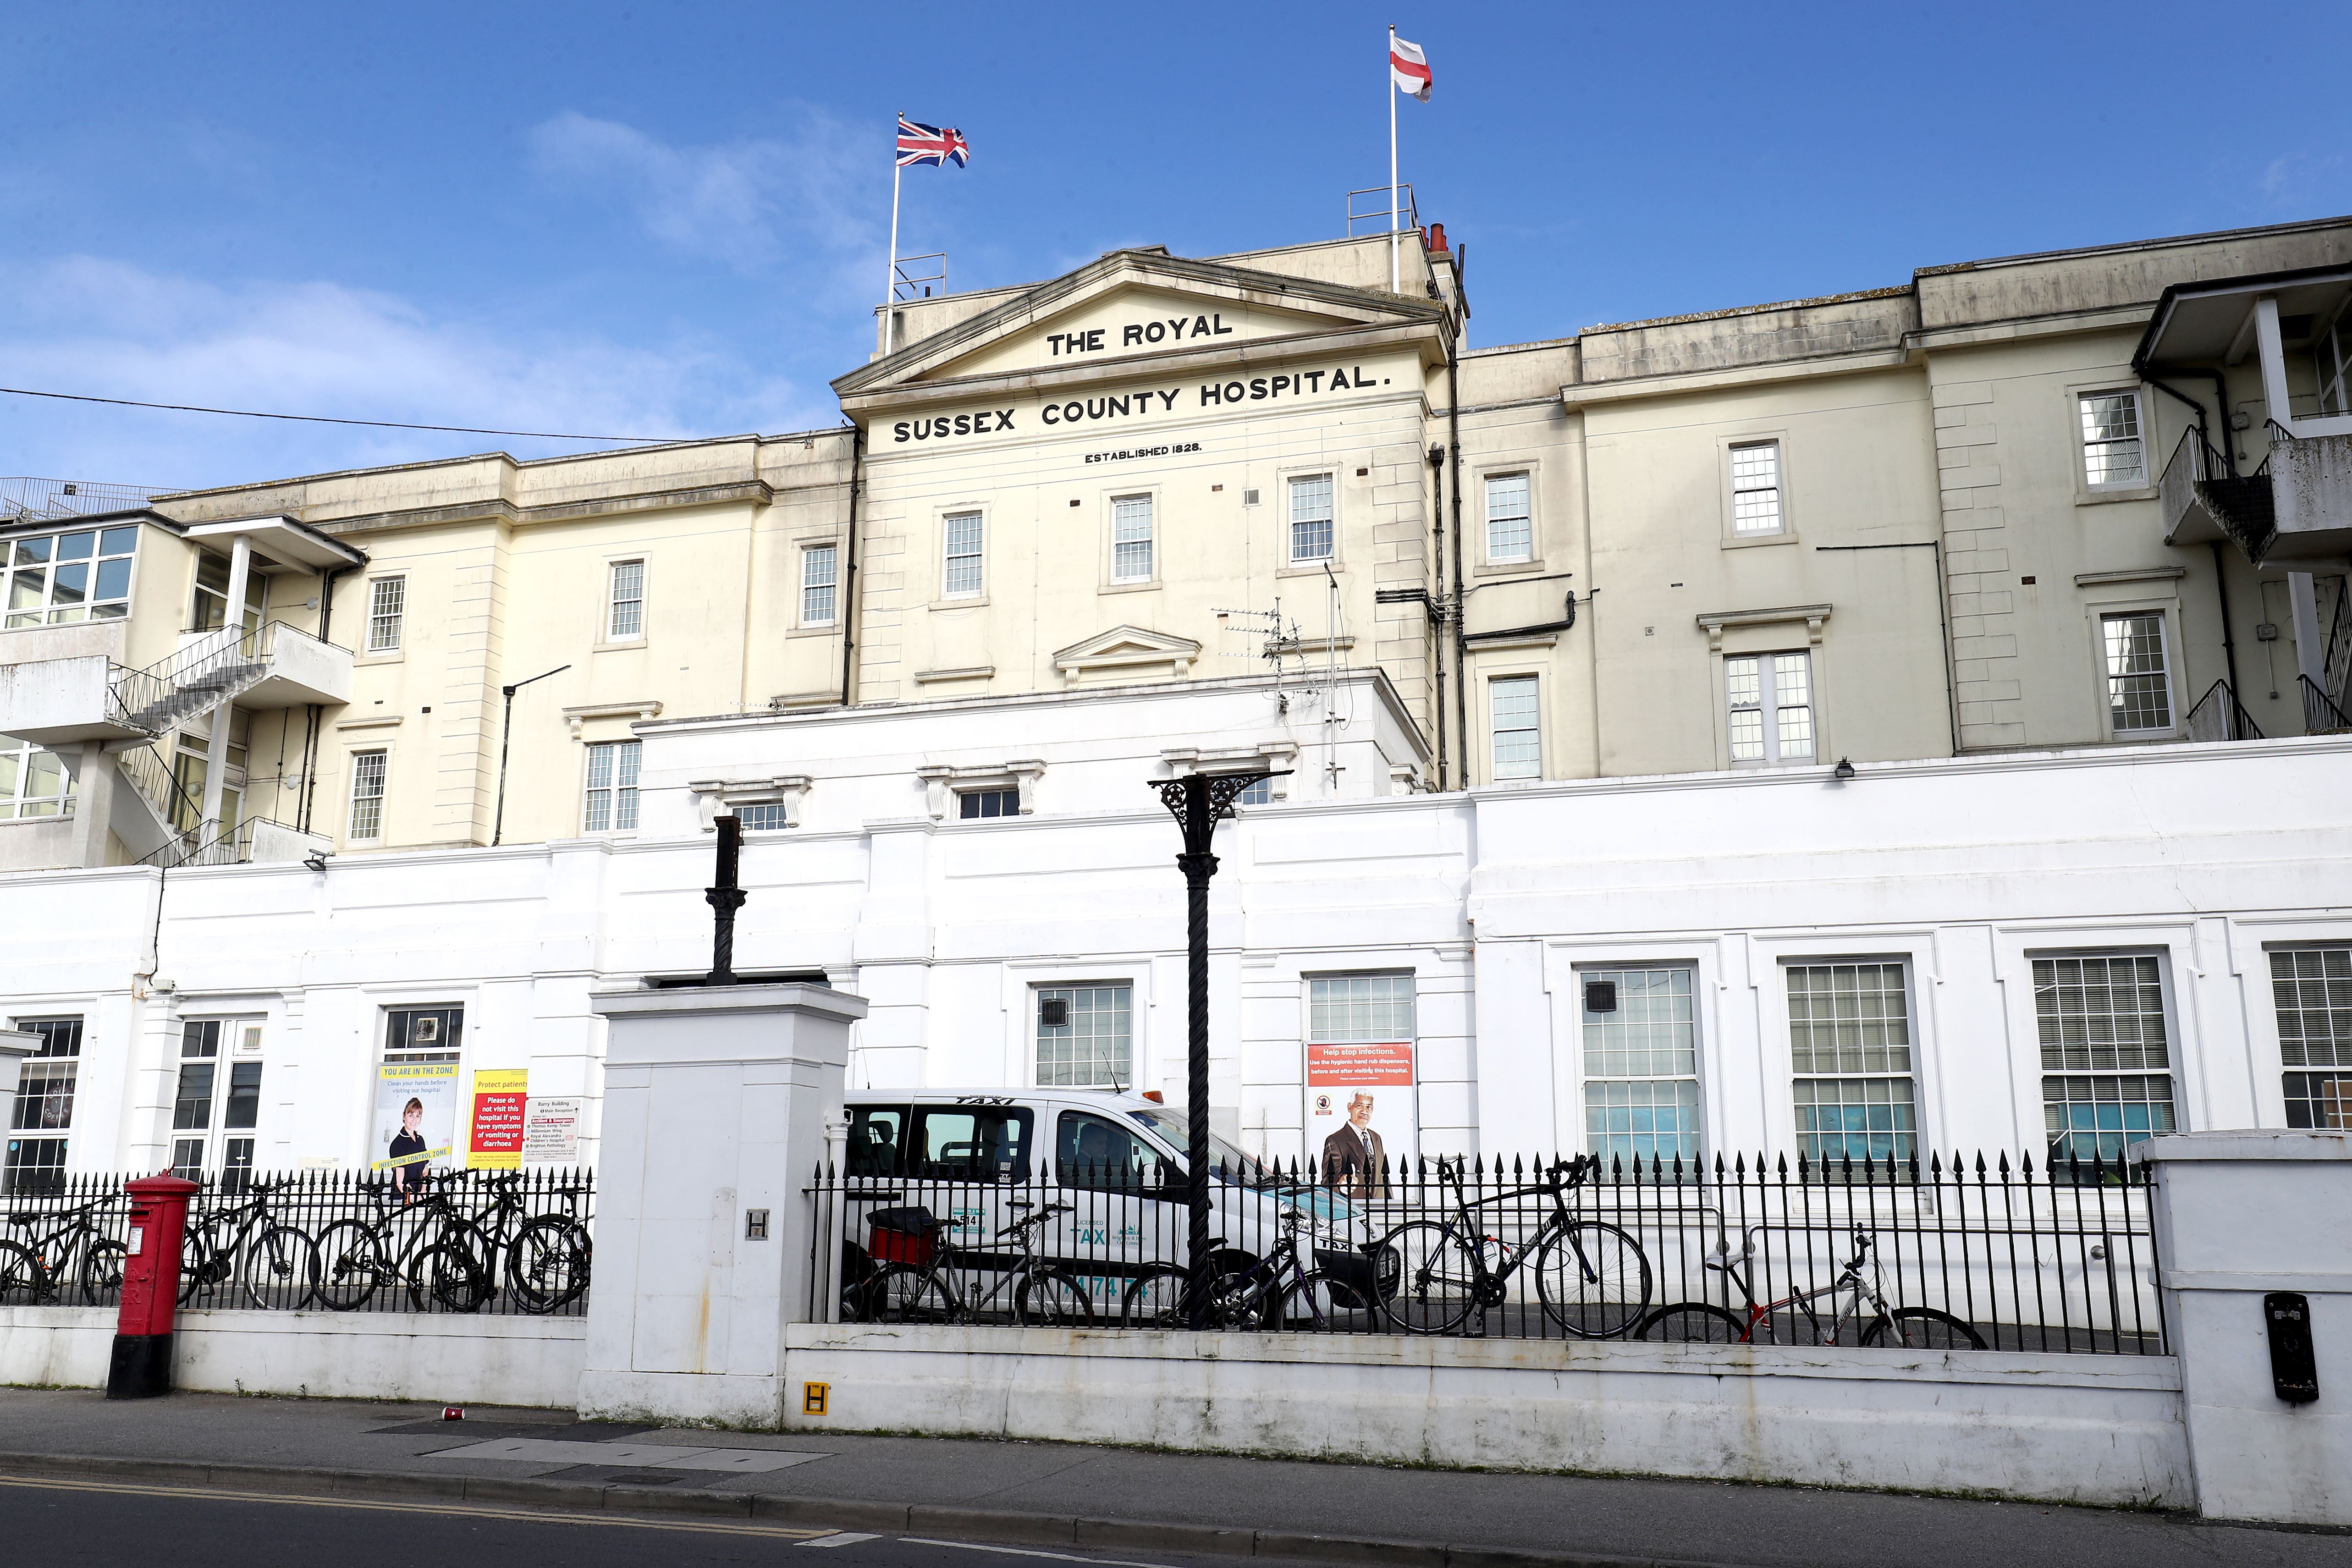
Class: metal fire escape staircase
100,623,282,853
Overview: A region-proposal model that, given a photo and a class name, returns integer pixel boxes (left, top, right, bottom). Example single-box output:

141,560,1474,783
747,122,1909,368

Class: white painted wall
780,1323,2190,1507
0,1305,583,1408
1,728,2348,1174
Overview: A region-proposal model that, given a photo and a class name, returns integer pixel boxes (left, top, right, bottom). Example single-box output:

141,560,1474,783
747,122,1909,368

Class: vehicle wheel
1119,1263,1189,1327
1013,1268,1095,1327
0,1240,52,1305
507,1217,591,1313
413,1243,493,1313
865,1264,958,1323
1375,1221,1482,1334
310,1219,382,1311
239,1225,320,1310
1637,1303,1751,1343
1861,1306,1988,1350
79,1239,128,1304
1535,1221,1652,1339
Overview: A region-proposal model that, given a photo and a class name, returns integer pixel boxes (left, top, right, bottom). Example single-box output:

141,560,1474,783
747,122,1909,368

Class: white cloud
528,109,878,282
0,256,835,492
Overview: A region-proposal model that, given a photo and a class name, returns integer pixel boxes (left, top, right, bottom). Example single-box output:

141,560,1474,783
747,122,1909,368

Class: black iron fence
810,1150,2165,1355
0,1168,593,1316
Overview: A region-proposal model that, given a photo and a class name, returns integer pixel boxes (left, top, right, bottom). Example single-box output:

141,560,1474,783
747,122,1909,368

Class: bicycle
1375,1156,1652,1337
3,1196,129,1304
860,1200,1095,1326
428,1173,592,1315
1636,1223,1987,1348
178,1181,319,1310
1119,1200,1383,1331
313,1173,492,1312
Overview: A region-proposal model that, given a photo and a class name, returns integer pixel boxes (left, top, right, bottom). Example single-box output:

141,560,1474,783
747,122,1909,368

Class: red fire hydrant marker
109,1173,199,1400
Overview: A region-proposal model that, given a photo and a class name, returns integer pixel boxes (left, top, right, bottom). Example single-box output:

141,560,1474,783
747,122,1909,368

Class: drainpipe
1448,347,1467,787
2141,372,2244,696
838,425,864,708
1429,443,1448,789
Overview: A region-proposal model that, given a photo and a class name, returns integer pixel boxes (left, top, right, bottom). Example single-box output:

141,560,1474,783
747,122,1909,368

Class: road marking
903,1539,1182,1568
0,1473,832,1540
800,1532,882,1547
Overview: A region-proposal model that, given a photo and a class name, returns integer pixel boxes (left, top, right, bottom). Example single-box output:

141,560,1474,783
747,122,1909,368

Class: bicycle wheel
412,1243,493,1313
177,1235,230,1306
1861,1306,1988,1350
1201,1269,1280,1331
0,1240,52,1305
1534,1220,1652,1339
1012,1268,1096,1326
1119,1262,1189,1327
865,1263,958,1323
311,1218,384,1311
1637,1303,1751,1343
79,1239,128,1304
239,1225,320,1310
1375,1220,1482,1334
506,1216,591,1314
1273,1270,1375,1333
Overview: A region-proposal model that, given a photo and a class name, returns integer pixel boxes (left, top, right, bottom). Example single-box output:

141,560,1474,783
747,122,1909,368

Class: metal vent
1242,488,1261,507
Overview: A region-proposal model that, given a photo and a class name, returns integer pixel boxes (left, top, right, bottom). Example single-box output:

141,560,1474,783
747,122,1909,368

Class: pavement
0,1386,2343,1568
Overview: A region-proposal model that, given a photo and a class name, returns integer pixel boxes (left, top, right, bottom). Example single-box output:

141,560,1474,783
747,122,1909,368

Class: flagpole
1388,24,1400,293
884,116,903,356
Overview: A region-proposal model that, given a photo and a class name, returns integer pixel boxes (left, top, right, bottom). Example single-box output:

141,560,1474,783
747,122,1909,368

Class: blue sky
4,0,2347,492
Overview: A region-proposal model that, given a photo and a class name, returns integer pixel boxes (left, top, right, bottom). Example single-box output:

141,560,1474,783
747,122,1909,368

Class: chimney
1425,222,1449,254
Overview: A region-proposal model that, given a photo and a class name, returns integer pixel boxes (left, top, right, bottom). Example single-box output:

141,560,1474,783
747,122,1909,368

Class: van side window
1055,1110,1168,1193
911,1106,1034,1181
846,1106,908,1177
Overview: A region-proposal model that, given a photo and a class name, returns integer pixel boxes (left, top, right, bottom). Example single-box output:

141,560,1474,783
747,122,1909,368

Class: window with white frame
1730,441,1784,535
2320,309,2352,417
2035,954,2176,1166
583,739,640,832
1112,494,1154,582
1581,967,1701,1167
3,1018,82,1195
1234,776,1272,806
607,559,644,640
2079,391,2146,488
1289,473,1334,563
347,750,386,841
1310,974,1416,1048
366,576,404,653
1485,473,1532,563
1726,651,1814,763
2102,612,2172,734
1490,675,1541,779
800,544,838,626
1788,961,1917,1165
735,802,792,832
3,524,138,628
1036,984,1133,1087
169,1018,264,1187
958,787,1019,820
0,738,75,820
2275,946,2352,1129
943,511,984,596
189,550,266,634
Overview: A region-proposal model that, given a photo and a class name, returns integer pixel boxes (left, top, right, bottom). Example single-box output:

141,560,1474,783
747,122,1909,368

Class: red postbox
108,1173,198,1400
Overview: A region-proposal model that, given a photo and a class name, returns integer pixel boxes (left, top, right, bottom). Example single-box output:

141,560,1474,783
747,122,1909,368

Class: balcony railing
2302,675,2352,736
2159,426,2275,559
2185,678,2264,743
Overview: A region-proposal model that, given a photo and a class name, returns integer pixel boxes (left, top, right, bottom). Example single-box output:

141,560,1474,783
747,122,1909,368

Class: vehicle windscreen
1125,1108,1279,1188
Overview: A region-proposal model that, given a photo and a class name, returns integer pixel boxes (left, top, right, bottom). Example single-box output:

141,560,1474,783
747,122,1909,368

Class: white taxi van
835,1088,1362,1318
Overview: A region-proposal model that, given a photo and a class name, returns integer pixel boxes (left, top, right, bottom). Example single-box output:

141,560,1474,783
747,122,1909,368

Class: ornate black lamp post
704,813,747,985
1151,769,1284,1320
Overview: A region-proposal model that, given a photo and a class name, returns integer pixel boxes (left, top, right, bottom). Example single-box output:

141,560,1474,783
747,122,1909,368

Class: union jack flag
896,116,970,169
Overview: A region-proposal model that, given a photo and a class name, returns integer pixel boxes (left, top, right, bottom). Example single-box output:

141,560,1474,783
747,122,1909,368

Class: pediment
1052,624,1204,683
836,249,1444,402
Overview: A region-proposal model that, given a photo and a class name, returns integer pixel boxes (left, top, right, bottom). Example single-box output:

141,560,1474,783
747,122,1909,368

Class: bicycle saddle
6,1211,37,1225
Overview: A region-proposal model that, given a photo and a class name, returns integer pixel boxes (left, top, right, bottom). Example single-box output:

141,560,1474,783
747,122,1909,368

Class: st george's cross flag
1390,35,1432,102
896,116,971,168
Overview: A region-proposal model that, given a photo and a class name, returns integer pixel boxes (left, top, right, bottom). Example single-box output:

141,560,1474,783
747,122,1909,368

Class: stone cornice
314,479,779,538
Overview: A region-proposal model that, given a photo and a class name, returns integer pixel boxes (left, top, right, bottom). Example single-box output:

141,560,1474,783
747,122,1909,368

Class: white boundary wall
778,1324,2190,1507
2,730,2350,1172
0,1305,582,1408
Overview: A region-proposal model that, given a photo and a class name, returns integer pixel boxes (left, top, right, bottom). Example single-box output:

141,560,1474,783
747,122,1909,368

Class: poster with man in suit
1307,1040,1415,1199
